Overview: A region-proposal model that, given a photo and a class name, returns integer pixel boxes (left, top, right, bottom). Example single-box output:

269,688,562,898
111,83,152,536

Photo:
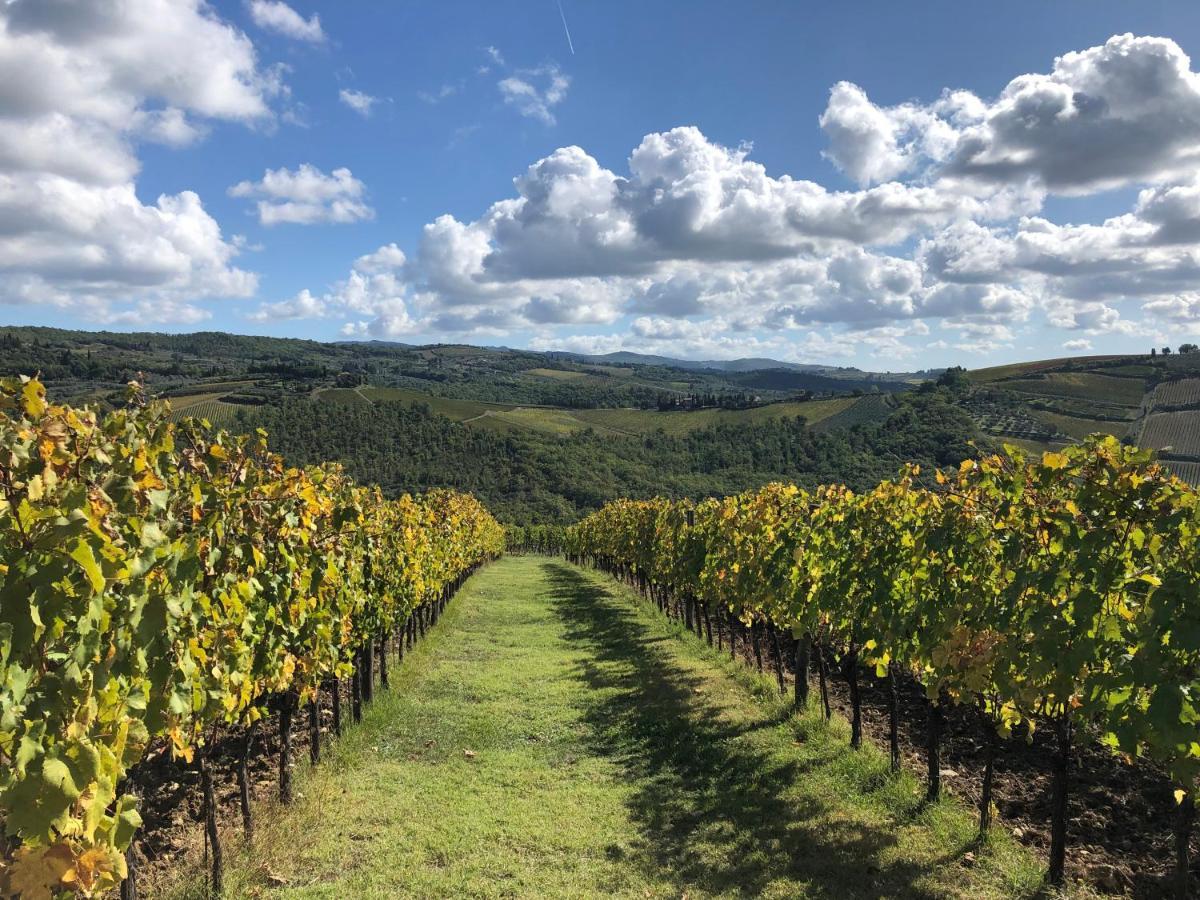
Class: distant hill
957,349,1200,484
548,349,935,381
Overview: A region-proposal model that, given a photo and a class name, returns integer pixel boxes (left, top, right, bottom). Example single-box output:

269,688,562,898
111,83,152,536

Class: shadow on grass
542,561,950,900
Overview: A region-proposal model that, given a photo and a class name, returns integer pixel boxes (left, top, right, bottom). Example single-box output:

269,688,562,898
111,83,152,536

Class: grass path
190,556,1053,899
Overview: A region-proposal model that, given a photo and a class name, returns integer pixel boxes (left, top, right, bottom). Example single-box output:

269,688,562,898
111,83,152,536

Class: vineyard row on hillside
555,439,1200,895
0,378,504,898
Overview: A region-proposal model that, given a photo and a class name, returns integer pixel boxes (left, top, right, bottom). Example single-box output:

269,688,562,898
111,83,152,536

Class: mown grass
163,556,1074,899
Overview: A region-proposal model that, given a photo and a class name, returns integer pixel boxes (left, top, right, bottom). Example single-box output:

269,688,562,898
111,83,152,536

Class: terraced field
1149,378,1200,408
1139,410,1200,457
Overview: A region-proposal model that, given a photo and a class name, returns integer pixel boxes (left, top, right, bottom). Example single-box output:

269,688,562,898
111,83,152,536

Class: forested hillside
243,388,975,522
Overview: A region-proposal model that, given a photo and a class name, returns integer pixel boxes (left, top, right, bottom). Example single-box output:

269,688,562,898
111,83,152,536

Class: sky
5,2,1200,370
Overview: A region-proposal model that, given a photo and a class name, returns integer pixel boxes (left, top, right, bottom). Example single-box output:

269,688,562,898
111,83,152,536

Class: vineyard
6,374,1200,897
563,439,1200,895
1140,411,1200,458
0,378,503,898
1001,372,1148,408
1151,379,1200,410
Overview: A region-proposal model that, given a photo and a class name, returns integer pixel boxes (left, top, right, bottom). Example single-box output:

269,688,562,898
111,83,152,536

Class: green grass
164,556,1060,899
469,407,631,436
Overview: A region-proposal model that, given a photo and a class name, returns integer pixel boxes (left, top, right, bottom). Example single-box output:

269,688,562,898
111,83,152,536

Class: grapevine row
563,437,1200,894
0,378,504,898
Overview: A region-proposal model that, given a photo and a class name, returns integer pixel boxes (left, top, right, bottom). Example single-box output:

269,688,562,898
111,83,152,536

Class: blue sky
5,2,1200,369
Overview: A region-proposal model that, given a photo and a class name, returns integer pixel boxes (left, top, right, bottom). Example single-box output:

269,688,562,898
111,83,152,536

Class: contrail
555,0,575,54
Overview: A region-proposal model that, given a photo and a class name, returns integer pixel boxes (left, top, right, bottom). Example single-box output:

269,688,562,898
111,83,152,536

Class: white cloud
251,243,413,334
229,164,374,226
823,34,1200,195
1063,338,1093,351
339,88,378,117
499,64,570,125
274,33,1200,362
418,84,457,105
247,1,324,43
0,0,272,323
819,82,963,186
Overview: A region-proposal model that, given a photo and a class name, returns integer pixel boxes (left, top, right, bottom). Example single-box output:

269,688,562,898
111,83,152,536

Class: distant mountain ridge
546,349,935,380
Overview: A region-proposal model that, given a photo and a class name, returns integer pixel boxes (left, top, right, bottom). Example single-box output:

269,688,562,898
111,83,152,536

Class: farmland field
522,367,591,380
467,407,631,436
1028,410,1129,441
996,436,1066,456
967,355,1122,383
1150,378,1200,408
314,386,872,438
809,393,895,431
354,386,519,420
1001,372,1147,407
166,392,241,424
1139,410,1200,457
581,364,635,377
572,396,860,435
317,387,373,407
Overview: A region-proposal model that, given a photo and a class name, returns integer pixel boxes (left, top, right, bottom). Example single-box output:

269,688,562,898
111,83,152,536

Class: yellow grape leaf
1176,788,1188,805
3,843,75,900
62,846,123,894
21,380,47,418
1042,451,1069,470
69,540,106,594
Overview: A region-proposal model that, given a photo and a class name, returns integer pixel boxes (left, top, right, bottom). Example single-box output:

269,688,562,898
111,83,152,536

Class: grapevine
565,436,1200,892
0,377,503,898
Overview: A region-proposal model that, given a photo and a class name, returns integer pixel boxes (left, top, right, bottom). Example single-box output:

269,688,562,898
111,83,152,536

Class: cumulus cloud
823,34,1200,195
247,1,324,43
229,164,374,226
499,65,570,124
819,82,965,186
0,0,273,323
338,88,378,117
283,33,1200,360
251,243,412,331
